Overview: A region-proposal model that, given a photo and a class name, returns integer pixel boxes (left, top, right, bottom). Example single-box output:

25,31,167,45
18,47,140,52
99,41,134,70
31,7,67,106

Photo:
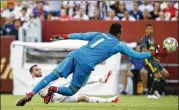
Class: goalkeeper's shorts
53,56,91,89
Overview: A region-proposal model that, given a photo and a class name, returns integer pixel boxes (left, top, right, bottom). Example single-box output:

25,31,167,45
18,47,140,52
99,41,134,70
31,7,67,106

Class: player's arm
50,32,98,41
140,37,149,52
113,43,167,59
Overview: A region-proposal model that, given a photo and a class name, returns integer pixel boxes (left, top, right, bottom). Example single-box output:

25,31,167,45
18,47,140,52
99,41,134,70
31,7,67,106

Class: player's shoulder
84,32,101,37
85,32,101,35
140,35,148,41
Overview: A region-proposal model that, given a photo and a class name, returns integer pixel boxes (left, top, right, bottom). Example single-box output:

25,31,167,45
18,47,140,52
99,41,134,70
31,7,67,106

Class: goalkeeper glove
50,35,69,41
151,45,167,58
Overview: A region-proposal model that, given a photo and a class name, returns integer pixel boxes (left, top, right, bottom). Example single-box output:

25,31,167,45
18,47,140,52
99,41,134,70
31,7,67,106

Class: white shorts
51,93,78,103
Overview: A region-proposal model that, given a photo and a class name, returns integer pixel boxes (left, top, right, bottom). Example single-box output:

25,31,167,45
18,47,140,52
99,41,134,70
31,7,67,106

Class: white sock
88,97,107,103
87,77,102,84
143,88,148,92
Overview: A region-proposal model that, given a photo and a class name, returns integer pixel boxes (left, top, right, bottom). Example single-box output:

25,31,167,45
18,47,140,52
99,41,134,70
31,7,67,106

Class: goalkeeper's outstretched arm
113,43,167,59
50,32,98,41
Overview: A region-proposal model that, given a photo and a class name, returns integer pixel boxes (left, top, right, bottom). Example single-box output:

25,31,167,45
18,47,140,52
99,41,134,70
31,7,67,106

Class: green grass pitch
1,94,178,110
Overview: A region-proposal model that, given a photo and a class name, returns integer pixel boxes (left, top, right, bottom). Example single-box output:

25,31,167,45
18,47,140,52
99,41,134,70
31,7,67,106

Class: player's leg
148,72,162,98
85,96,119,103
160,68,169,79
140,67,148,94
87,70,112,84
151,63,167,98
44,60,91,104
155,66,168,96
51,94,76,103
16,57,74,106
33,56,76,94
122,70,133,94
52,95,119,103
144,59,161,99
43,84,81,104
86,76,103,84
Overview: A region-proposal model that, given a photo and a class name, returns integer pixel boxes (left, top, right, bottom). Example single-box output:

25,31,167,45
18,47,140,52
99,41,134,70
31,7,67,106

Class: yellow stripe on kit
144,59,156,73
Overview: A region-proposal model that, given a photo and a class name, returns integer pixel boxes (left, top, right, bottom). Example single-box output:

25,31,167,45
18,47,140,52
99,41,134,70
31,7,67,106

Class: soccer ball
163,37,178,52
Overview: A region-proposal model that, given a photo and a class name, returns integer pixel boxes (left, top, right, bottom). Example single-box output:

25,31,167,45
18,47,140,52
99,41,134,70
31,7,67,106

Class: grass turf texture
1,94,178,110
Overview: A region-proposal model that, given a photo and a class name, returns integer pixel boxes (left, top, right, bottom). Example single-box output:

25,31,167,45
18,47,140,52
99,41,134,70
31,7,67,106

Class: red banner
0,36,15,93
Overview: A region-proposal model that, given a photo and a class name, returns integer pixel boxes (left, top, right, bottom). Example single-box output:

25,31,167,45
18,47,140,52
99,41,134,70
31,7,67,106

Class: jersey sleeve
113,43,151,59
140,37,148,49
69,32,98,41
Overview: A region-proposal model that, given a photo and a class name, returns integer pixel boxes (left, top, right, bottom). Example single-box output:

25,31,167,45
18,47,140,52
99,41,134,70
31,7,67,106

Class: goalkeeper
16,23,167,106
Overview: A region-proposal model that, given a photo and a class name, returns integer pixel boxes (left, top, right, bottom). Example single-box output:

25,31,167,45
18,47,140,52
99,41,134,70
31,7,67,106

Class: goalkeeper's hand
50,35,69,41
151,45,167,58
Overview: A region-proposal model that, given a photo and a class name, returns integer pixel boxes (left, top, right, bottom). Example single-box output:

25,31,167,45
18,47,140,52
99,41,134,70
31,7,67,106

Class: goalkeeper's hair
29,64,38,74
109,23,122,36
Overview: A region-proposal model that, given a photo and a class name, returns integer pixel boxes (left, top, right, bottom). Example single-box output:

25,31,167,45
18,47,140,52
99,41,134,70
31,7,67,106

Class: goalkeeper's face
32,66,42,77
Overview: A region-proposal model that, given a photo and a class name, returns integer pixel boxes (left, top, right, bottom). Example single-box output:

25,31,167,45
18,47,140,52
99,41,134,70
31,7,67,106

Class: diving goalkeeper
16,23,167,106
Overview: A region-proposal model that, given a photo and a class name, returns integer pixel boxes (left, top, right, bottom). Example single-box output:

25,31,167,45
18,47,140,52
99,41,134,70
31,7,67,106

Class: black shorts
144,58,163,74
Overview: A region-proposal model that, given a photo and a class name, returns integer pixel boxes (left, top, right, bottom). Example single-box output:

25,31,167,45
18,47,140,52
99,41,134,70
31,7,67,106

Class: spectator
121,11,136,21
39,14,45,21
174,2,178,10
90,10,102,20
61,1,75,17
142,9,151,20
163,1,176,20
1,1,6,12
123,1,133,11
155,11,167,21
47,1,61,16
104,10,119,21
13,1,23,16
73,8,89,21
13,19,22,40
160,1,167,10
129,2,143,20
97,1,111,19
87,1,98,18
138,0,154,12
1,15,15,35
47,13,58,20
58,9,70,21
13,1,31,16
16,7,30,22
33,1,48,18
171,10,178,21
1,2,15,18
150,1,160,20
115,1,126,20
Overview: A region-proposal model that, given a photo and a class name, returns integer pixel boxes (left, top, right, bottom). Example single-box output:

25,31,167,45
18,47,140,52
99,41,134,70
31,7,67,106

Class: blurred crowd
0,0,178,37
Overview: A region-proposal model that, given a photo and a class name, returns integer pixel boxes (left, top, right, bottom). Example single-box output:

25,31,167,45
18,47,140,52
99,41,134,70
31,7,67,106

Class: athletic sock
88,97,107,103
143,88,148,93
32,71,59,94
57,86,76,96
87,77,102,84
149,78,160,95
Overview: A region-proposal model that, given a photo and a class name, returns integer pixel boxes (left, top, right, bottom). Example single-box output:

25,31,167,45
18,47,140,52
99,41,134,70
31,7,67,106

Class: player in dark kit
140,24,169,99
16,23,167,106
